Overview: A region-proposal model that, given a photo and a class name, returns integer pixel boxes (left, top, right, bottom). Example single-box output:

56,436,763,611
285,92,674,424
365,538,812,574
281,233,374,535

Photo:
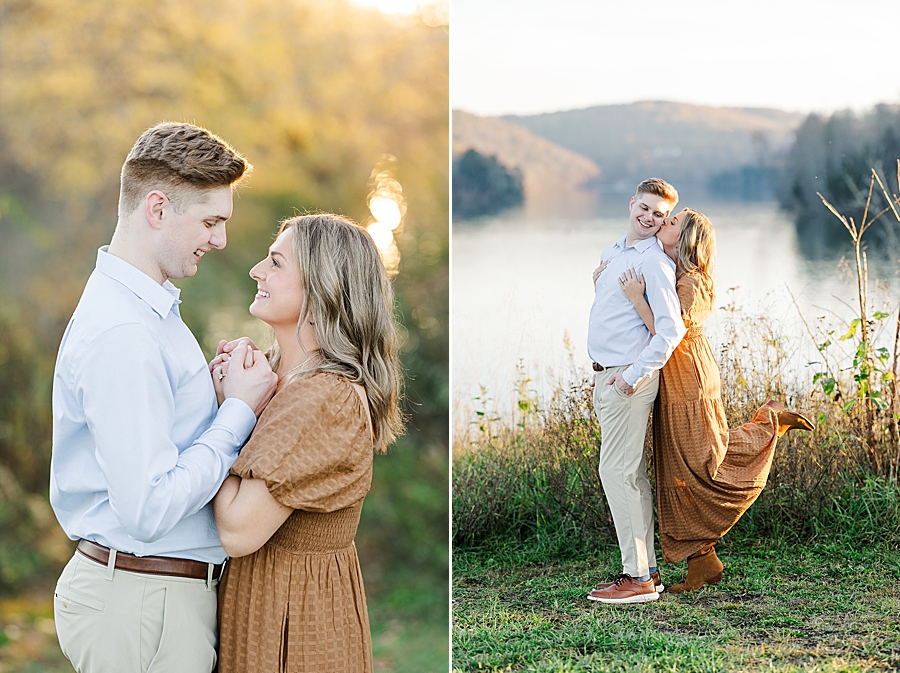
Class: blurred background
0,0,448,670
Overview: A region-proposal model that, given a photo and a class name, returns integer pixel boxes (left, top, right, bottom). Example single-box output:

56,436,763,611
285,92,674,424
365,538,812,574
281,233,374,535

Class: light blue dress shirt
50,247,257,563
587,236,686,387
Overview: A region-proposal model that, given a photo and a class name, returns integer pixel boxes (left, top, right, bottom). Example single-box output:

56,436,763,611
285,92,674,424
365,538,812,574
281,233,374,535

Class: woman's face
657,210,686,248
248,228,304,329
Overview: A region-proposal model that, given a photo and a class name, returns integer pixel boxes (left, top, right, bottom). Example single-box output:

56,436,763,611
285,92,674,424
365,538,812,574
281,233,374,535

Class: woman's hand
208,337,260,374
618,268,646,302
224,343,277,417
211,360,230,407
209,340,277,415
592,260,610,284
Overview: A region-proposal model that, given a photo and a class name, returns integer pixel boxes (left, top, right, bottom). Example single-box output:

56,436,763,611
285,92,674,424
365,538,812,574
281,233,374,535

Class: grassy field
453,538,900,672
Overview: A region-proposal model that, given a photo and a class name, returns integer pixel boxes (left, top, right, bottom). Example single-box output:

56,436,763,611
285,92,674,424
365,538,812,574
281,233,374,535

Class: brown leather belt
76,539,223,580
592,362,606,372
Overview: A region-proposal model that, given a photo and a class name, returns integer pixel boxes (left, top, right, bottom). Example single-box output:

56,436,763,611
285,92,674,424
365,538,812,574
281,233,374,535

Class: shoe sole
594,583,665,593
588,591,659,604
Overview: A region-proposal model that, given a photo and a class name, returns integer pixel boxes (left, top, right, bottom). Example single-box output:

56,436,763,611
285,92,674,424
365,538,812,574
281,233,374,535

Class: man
50,122,277,672
585,178,685,604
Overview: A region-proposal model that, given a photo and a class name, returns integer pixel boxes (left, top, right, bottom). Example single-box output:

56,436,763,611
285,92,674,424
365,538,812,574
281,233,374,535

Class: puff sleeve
231,372,373,512
677,273,712,328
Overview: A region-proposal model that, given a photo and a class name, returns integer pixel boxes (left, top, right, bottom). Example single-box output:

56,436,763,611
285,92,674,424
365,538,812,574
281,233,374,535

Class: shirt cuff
622,366,638,387
211,398,257,445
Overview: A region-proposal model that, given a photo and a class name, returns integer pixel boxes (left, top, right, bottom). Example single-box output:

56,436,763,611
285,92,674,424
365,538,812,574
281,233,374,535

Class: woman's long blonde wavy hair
674,208,716,302
266,213,404,453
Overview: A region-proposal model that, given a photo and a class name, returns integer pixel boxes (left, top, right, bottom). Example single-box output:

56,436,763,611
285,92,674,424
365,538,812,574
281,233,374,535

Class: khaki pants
54,551,219,673
593,366,659,577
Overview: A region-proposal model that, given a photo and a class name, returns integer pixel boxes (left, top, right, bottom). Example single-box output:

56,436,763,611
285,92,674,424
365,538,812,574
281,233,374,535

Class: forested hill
503,101,804,195
452,110,600,213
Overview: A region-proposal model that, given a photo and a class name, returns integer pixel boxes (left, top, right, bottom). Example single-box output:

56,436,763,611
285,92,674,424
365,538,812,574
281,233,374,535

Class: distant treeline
779,104,900,256
452,149,523,220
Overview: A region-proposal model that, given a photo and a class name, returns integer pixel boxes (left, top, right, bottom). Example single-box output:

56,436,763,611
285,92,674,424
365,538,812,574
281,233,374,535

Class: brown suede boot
667,545,724,593
763,400,815,438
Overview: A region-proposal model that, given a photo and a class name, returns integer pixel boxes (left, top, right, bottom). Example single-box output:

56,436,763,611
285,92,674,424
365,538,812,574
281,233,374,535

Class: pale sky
452,0,900,116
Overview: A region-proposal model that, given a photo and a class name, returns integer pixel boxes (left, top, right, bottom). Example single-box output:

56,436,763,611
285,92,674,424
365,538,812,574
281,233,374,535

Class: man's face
157,186,233,281
626,192,674,243
657,209,687,250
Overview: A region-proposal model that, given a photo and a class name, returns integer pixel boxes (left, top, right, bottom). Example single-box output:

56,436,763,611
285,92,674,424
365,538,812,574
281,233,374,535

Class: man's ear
628,196,635,211
144,190,168,231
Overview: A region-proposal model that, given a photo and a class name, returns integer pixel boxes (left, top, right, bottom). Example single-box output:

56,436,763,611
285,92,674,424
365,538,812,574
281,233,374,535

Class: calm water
452,202,900,422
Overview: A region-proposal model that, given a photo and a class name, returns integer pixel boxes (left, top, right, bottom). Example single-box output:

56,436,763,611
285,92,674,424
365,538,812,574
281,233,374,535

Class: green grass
453,538,900,672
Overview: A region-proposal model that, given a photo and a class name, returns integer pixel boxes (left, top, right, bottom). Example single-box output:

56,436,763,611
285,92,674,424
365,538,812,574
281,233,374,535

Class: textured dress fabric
217,372,374,673
652,272,779,564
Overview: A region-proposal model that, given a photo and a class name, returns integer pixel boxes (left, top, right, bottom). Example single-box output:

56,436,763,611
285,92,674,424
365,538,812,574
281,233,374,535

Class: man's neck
108,228,165,285
624,234,651,248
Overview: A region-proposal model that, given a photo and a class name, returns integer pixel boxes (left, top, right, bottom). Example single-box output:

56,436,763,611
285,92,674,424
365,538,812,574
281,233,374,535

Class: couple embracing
50,122,401,672
585,178,812,604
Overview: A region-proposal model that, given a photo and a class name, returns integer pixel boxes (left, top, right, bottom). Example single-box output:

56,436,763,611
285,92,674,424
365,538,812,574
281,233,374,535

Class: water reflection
452,202,900,424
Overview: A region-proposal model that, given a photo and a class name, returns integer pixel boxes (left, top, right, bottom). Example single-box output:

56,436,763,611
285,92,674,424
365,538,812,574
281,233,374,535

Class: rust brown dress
217,372,374,673
652,272,779,564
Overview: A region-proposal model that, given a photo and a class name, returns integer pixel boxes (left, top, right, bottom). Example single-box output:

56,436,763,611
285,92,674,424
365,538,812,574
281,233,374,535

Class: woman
210,213,403,672
602,208,812,593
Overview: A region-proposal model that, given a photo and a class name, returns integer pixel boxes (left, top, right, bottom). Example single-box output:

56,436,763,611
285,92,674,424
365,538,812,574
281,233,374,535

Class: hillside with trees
452,110,600,216
503,101,804,199
452,149,523,220
780,104,900,256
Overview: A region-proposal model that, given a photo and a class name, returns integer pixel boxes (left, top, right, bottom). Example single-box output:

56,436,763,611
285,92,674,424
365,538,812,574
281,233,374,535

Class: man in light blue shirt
585,178,686,605
50,123,277,673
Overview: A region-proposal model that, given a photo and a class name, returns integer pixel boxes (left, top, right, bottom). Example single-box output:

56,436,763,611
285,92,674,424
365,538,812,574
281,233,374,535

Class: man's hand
222,341,277,417
209,337,260,373
592,260,610,284
608,372,634,397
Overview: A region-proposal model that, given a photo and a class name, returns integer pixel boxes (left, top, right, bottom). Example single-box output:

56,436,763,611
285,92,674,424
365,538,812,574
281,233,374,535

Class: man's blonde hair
635,177,678,208
118,122,250,217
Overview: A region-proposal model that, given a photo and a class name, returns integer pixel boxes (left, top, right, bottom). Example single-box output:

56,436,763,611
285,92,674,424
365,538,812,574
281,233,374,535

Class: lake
452,202,900,428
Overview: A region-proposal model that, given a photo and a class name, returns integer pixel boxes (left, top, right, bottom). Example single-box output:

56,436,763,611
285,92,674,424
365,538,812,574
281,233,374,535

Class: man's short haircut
635,177,678,208
118,122,251,217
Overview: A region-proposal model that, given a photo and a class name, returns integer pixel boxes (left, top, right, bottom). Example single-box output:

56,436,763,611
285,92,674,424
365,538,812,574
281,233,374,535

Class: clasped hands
209,338,277,417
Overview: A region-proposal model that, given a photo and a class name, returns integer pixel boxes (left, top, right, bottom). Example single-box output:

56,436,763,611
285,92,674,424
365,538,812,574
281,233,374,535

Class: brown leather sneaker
595,571,664,593
587,574,659,604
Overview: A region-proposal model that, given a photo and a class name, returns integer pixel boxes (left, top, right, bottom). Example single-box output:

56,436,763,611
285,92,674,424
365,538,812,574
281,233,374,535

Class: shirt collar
95,246,182,318
615,235,662,253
